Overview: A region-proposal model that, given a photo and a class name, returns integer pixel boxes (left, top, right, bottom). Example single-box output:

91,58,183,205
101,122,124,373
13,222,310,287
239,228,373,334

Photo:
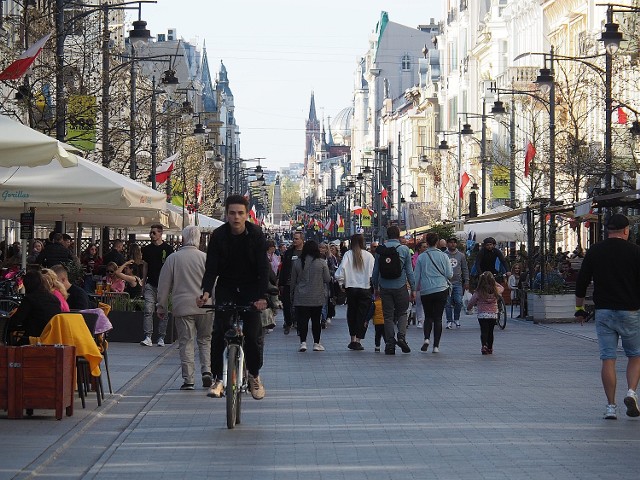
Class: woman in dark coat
9,270,62,344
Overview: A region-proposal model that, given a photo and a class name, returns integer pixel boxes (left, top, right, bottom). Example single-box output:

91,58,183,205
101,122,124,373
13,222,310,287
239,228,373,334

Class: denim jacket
372,239,416,291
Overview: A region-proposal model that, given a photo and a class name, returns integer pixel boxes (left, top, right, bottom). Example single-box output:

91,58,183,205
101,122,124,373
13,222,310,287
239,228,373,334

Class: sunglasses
150,231,158,235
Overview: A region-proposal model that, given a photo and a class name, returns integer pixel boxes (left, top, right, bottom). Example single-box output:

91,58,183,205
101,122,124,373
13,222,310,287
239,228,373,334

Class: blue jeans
595,309,640,360
445,282,463,322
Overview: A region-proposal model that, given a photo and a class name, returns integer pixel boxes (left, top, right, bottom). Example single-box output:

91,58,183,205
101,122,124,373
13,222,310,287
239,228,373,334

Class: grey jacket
157,246,208,317
290,256,331,307
445,248,469,285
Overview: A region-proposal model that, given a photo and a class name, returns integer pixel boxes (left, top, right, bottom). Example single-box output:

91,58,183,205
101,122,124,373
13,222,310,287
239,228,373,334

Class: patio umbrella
0,115,80,168
0,155,167,225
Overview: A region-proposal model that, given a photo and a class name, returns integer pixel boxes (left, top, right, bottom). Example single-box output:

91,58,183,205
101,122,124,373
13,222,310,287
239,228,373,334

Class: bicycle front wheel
497,298,507,330
226,345,239,429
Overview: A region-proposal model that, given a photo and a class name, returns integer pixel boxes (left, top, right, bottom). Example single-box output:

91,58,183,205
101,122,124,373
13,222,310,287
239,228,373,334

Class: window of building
401,54,411,71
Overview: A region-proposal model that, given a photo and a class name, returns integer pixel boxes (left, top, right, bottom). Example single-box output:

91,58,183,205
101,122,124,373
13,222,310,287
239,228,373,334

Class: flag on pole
524,141,536,178
617,107,628,124
459,171,470,199
155,152,178,184
337,213,345,233
0,33,52,81
324,218,334,231
381,187,389,208
249,205,257,223
196,180,203,204
243,190,250,200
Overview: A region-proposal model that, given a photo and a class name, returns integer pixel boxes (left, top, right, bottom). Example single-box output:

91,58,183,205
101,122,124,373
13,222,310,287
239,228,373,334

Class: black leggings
478,318,496,349
421,290,448,348
296,305,322,343
346,287,371,339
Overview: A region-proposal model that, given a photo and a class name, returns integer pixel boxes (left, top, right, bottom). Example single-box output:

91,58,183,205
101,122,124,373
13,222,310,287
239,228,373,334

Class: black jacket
10,291,62,338
278,246,301,287
36,242,73,268
201,221,269,301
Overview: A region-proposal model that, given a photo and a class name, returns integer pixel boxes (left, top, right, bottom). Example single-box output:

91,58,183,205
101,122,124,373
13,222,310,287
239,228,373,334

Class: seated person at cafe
35,232,74,268
42,268,70,312
532,262,565,290
113,260,142,298
103,262,126,292
8,270,62,345
51,264,93,310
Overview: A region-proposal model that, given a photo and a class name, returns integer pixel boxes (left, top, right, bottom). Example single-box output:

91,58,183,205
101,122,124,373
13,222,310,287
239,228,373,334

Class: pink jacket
467,284,504,314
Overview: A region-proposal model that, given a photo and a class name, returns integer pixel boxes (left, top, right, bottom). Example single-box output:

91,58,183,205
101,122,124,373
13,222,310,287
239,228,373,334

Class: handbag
426,252,452,295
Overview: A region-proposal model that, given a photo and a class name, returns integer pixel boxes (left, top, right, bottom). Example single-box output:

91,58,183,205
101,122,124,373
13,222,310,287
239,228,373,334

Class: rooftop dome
330,106,353,144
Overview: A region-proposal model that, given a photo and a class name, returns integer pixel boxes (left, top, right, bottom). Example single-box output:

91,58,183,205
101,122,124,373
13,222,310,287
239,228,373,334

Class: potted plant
526,282,575,324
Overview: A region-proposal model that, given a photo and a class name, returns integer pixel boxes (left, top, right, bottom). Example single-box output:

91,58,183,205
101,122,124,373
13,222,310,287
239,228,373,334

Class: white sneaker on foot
445,322,452,330
417,321,423,328
624,390,640,417
432,346,440,353
299,342,307,352
420,339,430,352
604,404,617,419
157,336,165,347
140,336,152,347
313,343,325,351
455,321,461,328
248,374,265,400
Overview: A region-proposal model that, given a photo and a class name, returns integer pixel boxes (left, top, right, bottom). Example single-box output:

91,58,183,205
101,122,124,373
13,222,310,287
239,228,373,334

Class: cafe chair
79,310,113,394
77,312,104,406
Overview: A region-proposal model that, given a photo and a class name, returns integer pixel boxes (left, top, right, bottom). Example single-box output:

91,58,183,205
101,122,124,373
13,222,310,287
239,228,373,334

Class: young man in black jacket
198,195,269,400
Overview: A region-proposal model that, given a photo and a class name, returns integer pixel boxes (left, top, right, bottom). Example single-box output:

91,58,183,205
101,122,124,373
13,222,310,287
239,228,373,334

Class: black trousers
478,318,496,349
211,286,264,378
295,305,322,343
421,289,448,348
280,285,294,327
346,287,371,339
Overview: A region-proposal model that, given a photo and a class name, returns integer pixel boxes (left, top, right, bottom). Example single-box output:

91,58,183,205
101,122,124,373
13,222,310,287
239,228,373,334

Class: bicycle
496,295,507,330
203,302,255,429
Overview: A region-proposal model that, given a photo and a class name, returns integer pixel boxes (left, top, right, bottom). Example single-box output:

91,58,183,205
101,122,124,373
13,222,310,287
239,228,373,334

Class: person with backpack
372,226,416,355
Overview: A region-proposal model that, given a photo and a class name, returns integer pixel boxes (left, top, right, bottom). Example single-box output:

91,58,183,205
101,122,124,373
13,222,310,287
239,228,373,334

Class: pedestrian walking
291,240,331,352
335,232,375,351
444,237,469,329
414,232,453,353
140,224,174,347
278,231,304,335
157,225,213,391
575,214,640,419
466,271,504,354
372,225,416,355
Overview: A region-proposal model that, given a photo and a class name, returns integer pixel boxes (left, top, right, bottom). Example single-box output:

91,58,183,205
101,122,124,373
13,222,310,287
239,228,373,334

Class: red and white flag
381,187,389,208
0,33,52,81
324,218,334,231
459,171,470,199
524,141,536,178
243,190,250,200
249,205,257,223
155,152,178,184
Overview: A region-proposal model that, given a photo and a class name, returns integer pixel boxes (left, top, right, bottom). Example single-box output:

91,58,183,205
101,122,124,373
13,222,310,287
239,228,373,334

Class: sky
139,0,445,171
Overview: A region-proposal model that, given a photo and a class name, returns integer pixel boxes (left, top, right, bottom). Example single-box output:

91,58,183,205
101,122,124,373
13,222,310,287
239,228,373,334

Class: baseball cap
606,213,629,230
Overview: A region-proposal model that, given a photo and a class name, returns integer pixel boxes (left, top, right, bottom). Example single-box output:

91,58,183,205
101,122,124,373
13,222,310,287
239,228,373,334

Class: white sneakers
248,374,265,400
433,346,440,353
157,337,165,347
140,336,152,347
299,342,307,352
604,404,617,420
313,343,325,351
624,389,640,417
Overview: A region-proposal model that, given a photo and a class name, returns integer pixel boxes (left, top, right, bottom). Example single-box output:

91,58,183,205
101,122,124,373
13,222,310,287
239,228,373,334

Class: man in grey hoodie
444,237,469,329
372,225,416,355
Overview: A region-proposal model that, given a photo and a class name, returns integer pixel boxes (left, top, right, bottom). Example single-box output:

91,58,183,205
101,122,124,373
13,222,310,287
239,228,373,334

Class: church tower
305,92,321,172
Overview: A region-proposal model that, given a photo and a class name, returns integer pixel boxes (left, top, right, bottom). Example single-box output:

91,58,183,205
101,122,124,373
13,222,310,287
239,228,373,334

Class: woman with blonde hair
335,232,375,350
41,268,70,312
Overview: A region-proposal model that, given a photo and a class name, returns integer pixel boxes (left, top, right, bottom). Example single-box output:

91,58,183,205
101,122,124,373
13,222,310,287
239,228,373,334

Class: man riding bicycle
197,194,270,400
472,237,510,278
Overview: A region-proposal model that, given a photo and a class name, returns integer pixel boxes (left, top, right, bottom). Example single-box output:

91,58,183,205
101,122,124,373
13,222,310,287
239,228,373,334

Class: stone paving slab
2,307,639,480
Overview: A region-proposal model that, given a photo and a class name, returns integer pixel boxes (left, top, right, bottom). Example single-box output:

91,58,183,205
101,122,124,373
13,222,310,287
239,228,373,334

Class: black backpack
376,244,402,279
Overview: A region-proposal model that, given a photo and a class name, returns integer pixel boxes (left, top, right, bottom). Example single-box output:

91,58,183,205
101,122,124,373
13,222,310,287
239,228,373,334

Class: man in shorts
575,214,640,419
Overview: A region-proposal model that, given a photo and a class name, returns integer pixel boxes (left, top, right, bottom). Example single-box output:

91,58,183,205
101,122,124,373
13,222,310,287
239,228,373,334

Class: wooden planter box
107,311,175,343
527,292,576,324
1,345,76,420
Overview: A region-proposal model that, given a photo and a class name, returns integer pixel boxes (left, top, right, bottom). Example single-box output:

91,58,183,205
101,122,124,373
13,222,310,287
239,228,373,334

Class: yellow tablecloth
30,313,102,376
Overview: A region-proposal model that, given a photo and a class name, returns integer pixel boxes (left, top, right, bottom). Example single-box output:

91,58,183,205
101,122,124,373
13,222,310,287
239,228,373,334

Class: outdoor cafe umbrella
0,155,167,225
0,114,80,168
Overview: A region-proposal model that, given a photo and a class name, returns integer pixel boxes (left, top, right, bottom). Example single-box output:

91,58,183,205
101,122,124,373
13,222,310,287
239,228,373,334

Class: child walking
467,271,504,354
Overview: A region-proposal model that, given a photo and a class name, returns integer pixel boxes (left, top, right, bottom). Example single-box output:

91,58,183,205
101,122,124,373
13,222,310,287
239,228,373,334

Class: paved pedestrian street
2,306,639,480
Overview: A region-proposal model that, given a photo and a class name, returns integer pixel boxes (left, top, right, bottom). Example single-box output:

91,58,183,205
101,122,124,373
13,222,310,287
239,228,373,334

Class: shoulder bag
426,252,452,295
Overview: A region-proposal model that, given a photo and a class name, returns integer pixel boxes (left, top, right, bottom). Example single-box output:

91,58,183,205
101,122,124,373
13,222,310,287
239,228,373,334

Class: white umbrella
194,213,224,232
0,155,167,225
0,115,80,168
